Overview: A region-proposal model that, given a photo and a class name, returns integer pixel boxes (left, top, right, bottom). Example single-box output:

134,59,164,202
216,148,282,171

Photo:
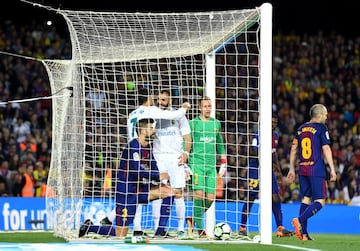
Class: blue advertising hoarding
1,197,359,234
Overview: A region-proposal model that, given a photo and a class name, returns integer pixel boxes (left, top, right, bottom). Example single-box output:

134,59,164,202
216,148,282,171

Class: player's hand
218,157,227,177
184,164,193,181
287,169,295,183
329,169,337,182
182,102,191,111
178,151,189,165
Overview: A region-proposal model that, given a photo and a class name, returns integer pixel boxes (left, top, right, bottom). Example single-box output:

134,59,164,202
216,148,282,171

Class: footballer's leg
149,184,175,201
272,172,292,237
116,226,129,238
169,163,187,238
174,189,186,238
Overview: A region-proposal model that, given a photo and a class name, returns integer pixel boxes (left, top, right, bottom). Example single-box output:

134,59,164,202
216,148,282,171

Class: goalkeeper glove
218,157,227,177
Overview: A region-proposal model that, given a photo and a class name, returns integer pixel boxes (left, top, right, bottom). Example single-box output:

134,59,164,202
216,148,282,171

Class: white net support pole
205,52,216,237
259,2,273,245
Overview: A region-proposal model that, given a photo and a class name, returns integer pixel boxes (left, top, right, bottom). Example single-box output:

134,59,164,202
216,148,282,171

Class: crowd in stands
0,20,70,197
271,31,360,205
0,19,359,206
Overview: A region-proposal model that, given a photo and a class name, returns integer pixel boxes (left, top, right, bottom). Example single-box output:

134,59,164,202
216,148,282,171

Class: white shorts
156,158,186,189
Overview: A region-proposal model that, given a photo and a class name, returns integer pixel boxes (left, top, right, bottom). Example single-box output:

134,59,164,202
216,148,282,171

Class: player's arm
273,151,282,175
179,133,191,165
179,117,192,164
148,103,190,120
322,144,337,182
182,133,193,180
287,138,298,183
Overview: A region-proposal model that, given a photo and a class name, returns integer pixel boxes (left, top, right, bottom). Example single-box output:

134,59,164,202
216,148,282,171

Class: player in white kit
151,89,192,238
127,88,190,140
128,88,191,237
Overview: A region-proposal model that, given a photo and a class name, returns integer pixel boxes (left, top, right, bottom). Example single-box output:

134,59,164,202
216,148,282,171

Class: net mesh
42,6,264,240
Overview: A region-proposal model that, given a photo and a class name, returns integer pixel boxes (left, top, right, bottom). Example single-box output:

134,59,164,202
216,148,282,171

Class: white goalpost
30,2,273,243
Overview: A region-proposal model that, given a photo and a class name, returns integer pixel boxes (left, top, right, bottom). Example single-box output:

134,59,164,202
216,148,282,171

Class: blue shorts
247,171,279,200
115,193,148,226
299,175,327,200
248,177,259,200
247,160,259,200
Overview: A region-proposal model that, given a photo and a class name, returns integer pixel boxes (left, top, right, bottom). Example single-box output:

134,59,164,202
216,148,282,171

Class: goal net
40,3,273,243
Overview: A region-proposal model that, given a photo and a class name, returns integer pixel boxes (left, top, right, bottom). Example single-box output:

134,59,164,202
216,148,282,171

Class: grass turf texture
0,231,359,251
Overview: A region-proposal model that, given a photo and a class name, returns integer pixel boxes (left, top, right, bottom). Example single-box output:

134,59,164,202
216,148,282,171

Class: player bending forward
78,118,175,238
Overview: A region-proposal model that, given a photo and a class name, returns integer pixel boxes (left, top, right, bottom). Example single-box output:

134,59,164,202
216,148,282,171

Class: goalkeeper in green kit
186,96,227,238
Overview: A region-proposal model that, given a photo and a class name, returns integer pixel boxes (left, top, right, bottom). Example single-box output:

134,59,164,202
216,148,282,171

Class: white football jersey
127,105,186,141
153,111,190,162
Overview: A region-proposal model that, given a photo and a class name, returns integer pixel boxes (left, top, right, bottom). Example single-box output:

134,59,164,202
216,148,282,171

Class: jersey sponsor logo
156,130,177,136
199,136,215,143
299,161,314,166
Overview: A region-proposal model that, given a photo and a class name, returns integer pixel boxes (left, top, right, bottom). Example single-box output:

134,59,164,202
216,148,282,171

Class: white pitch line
273,243,321,251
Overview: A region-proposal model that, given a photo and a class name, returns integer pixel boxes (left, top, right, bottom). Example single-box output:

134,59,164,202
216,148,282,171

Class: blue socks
88,225,116,236
272,201,283,227
299,201,322,228
155,196,175,235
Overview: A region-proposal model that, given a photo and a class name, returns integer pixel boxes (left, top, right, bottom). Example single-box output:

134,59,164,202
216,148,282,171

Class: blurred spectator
289,189,301,203
12,117,31,144
343,177,359,201
10,171,23,197
332,190,351,205
326,181,339,203
33,161,47,197
0,174,9,196
0,180,8,196
19,133,37,154
0,160,11,180
351,195,360,206
21,164,35,197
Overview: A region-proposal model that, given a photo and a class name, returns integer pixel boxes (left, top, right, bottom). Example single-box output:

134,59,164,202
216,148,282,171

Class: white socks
151,198,162,230
175,197,185,232
133,204,143,231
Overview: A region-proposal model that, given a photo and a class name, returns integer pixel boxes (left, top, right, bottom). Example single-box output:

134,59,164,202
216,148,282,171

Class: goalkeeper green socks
204,199,212,211
194,199,204,229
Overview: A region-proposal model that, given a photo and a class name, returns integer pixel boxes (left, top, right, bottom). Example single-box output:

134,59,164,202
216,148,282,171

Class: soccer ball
213,222,232,240
252,235,261,243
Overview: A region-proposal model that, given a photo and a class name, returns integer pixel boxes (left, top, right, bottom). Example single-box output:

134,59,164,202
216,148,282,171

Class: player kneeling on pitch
79,118,175,238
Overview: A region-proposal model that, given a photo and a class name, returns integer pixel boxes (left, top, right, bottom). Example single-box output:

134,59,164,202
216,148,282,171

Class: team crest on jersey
214,127,218,132
133,152,140,161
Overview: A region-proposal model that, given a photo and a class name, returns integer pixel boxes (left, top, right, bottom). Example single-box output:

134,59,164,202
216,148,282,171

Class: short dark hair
159,89,171,96
138,88,150,105
136,118,154,135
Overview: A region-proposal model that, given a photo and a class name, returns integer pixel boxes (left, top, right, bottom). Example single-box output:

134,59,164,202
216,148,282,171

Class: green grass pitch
0,231,359,251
